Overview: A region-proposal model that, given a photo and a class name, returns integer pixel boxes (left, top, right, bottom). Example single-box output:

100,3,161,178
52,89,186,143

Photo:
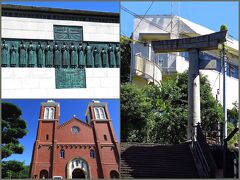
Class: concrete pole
188,49,201,140
222,46,227,138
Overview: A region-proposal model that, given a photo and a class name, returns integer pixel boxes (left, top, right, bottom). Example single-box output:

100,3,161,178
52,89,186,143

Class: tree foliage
2,161,29,179
120,36,131,83
121,72,224,144
227,102,239,148
227,101,238,126
2,102,27,159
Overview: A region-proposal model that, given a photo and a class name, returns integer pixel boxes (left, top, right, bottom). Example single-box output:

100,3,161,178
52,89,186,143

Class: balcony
131,55,162,85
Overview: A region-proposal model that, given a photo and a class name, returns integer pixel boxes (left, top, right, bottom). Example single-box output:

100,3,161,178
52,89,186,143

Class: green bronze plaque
54,25,83,41
55,68,86,89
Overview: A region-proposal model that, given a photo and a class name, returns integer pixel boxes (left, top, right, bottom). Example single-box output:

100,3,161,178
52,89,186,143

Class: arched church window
94,107,106,119
94,107,100,119
99,107,106,119
44,107,49,119
49,107,55,119
60,149,65,158
90,149,95,159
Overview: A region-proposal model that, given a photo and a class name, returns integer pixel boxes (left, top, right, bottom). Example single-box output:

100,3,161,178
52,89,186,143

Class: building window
46,134,49,141
104,134,108,141
60,149,65,158
44,107,49,119
71,126,80,134
90,149,95,159
44,107,55,119
49,107,55,119
227,62,238,79
94,107,100,119
99,107,106,119
94,107,106,119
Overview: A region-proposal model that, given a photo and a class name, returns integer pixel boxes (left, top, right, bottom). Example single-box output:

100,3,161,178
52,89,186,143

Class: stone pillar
188,49,201,140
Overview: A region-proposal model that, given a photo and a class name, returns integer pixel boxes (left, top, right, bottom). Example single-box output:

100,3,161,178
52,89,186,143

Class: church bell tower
30,100,60,179
85,100,120,178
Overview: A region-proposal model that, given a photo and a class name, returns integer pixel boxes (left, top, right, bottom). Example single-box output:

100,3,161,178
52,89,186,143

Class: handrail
191,141,210,178
133,54,162,84
135,54,162,70
233,151,239,178
191,123,218,178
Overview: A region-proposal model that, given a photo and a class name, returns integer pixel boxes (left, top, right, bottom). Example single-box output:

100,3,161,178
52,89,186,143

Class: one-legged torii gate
151,31,227,140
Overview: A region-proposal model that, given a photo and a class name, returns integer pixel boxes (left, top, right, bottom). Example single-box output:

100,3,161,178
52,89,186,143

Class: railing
201,122,224,145
191,141,210,178
191,123,218,178
132,54,162,84
1,39,120,68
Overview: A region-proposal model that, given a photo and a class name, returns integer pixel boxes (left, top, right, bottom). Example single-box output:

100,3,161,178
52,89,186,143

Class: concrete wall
2,68,119,99
2,16,119,42
201,70,238,109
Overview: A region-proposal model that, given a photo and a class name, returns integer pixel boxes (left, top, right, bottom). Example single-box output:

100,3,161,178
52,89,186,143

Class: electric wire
133,2,154,33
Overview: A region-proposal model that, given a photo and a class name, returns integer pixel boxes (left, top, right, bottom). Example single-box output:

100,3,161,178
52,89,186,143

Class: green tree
121,72,224,144
227,102,239,148
2,161,25,178
2,161,29,179
1,102,28,178
227,101,238,126
2,102,27,159
120,36,131,83
121,83,153,142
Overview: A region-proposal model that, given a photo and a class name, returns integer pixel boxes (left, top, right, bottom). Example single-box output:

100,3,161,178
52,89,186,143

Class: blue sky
3,99,120,165
2,1,120,13
121,1,238,40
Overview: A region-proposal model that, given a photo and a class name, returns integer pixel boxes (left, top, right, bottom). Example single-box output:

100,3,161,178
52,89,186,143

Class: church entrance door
72,168,85,178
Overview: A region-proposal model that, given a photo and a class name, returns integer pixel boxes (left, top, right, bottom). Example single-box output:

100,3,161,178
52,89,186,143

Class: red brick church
30,100,119,179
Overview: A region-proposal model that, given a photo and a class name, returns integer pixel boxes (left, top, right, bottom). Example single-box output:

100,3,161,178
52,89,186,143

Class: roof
1,4,119,23
178,16,238,52
135,14,238,54
58,117,92,129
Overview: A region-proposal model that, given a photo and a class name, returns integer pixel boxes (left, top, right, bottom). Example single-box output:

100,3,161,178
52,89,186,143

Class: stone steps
120,142,199,178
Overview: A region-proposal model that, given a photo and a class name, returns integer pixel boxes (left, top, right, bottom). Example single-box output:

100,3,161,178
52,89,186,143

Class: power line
133,2,154,33
121,5,179,37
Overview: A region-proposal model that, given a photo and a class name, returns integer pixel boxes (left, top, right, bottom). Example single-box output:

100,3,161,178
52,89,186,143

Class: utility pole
222,43,227,139
220,25,228,139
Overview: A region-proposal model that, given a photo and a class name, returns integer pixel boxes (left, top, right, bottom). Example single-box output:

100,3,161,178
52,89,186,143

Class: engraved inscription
55,68,86,89
54,25,83,41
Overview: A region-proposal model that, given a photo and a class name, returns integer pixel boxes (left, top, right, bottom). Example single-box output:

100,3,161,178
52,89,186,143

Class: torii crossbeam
151,31,227,140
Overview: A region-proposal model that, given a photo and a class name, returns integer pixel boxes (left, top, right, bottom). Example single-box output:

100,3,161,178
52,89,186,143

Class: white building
1,4,120,99
131,15,238,109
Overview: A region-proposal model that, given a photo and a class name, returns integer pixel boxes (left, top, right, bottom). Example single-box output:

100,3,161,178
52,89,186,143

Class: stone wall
2,16,119,42
2,68,119,98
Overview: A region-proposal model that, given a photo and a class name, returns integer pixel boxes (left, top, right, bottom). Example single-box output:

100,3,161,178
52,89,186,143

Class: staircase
121,142,199,178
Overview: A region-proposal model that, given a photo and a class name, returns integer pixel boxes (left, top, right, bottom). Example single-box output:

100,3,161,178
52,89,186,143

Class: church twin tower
30,100,119,179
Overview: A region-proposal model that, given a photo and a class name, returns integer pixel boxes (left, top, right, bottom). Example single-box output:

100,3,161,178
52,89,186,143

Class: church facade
30,100,119,179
